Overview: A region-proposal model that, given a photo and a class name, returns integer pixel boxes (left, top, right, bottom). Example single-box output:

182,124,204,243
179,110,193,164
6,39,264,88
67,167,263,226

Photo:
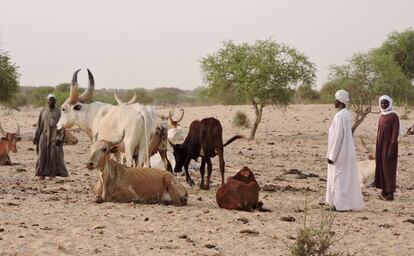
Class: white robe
326,108,365,211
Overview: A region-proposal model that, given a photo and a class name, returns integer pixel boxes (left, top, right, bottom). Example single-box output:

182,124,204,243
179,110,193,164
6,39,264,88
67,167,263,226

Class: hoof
94,196,104,204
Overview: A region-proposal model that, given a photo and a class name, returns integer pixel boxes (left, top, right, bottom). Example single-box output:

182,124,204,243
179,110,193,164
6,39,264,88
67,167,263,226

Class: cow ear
110,145,119,153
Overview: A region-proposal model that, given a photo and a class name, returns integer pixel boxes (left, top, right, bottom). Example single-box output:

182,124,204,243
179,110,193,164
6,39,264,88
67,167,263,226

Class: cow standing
169,117,243,189
87,134,188,205
216,166,268,212
0,123,21,165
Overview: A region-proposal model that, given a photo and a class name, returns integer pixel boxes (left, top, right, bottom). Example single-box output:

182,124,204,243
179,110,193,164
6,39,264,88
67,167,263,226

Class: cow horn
175,108,184,123
78,69,95,103
127,91,137,104
111,130,125,146
69,69,81,104
114,89,124,104
0,123,6,136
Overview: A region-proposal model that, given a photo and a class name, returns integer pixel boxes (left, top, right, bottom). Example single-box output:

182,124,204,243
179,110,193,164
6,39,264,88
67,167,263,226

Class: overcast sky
0,0,413,90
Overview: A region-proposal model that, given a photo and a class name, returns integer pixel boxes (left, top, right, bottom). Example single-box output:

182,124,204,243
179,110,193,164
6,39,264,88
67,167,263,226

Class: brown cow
216,166,269,212
169,117,243,189
0,123,21,165
87,133,188,205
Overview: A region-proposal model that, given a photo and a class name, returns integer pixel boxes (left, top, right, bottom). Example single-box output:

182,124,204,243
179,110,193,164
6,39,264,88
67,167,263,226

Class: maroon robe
375,113,399,193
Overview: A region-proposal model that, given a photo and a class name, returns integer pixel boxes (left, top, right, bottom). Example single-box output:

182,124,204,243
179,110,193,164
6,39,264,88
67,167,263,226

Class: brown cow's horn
114,89,124,104
176,108,184,123
127,91,137,104
0,123,6,136
69,69,81,104
79,68,95,103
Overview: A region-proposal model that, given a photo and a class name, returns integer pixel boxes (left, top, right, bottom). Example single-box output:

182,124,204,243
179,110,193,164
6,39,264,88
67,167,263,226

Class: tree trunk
352,105,372,134
249,102,264,140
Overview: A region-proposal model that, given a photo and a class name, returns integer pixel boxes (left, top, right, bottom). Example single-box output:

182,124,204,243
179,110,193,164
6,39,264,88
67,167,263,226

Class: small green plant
233,111,250,128
284,201,356,256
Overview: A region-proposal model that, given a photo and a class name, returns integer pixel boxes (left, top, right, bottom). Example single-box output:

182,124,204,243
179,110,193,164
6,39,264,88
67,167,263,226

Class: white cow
167,108,187,144
57,69,153,167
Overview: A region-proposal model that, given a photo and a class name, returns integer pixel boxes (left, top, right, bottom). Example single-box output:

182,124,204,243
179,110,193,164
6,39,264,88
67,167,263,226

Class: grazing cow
216,166,268,212
0,123,21,165
167,108,187,144
87,134,188,205
169,117,244,189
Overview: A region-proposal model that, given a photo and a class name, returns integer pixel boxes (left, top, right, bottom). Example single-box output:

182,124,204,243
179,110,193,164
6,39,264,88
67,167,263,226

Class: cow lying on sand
169,117,244,190
216,166,270,212
87,133,188,205
0,123,21,165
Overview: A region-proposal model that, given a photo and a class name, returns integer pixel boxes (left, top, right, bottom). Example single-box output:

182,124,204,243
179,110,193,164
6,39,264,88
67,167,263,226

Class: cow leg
217,148,225,185
184,157,195,187
159,150,173,173
205,157,213,190
94,173,104,204
199,157,207,190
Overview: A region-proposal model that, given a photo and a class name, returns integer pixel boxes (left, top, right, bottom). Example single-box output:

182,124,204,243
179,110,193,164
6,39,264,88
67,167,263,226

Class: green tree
0,49,20,104
295,85,320,104
328,51,413,133
201,39,316,139
379,28,414,81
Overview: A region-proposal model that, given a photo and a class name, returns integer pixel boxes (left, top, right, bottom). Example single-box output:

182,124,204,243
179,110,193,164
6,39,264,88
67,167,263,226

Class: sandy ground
0,104,414,256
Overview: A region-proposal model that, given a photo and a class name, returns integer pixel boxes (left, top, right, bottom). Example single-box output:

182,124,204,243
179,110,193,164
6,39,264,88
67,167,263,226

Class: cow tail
140,109,150,167
223,135,244,147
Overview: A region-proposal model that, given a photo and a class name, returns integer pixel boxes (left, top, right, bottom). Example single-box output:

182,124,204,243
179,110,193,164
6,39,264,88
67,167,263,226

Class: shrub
233,111,250,128
284,202,356,256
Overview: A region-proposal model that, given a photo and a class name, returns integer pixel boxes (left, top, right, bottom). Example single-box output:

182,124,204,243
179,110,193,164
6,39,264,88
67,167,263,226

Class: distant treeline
6,83,414,109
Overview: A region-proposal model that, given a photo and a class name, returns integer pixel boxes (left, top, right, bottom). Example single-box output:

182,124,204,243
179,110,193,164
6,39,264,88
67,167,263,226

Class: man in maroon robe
375,95,400,201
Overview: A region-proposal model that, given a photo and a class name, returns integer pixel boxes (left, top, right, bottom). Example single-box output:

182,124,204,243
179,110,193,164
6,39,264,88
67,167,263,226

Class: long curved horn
69,69,81,104
79,69,95,103
127,91,137,104
111,130,125,145
175,108,184,123
0,123,6,136
114,89,124,105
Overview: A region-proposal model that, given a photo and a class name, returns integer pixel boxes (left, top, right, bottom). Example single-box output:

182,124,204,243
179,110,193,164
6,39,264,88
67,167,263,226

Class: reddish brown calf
216,166,269,212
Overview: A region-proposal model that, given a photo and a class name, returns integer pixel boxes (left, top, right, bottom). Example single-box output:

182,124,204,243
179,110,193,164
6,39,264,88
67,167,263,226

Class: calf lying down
357,160,375,188
87,135,187,205
216,166,270,212
93,161,188,205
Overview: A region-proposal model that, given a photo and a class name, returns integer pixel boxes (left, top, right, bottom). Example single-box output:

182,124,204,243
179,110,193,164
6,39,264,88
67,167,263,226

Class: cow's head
86,131,124,171
0,123,21,153
232,166,257,184
168,140,186,173
57,69,94,130
168,108,184,128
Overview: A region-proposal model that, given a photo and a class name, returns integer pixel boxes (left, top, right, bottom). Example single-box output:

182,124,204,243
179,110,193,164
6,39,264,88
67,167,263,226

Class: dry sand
1,104,414,256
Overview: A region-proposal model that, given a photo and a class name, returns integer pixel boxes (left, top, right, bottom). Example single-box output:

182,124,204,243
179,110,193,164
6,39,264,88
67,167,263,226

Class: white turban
379,95,393,112
47,94,56,100
335,90,349,104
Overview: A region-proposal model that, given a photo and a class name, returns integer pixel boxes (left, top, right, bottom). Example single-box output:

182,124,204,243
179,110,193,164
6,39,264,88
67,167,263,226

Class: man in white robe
326,90,365,211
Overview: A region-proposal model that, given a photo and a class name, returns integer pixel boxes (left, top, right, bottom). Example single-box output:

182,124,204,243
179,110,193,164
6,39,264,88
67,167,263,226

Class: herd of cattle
0,69,382,211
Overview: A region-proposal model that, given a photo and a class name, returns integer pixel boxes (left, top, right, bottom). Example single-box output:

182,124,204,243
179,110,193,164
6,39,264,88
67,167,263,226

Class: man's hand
54,140,63,146
327,159,334,165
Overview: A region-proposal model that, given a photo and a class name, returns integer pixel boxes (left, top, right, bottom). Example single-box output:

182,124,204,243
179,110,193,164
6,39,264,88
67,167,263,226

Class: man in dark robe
375,95,399,201
33,94,68,180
